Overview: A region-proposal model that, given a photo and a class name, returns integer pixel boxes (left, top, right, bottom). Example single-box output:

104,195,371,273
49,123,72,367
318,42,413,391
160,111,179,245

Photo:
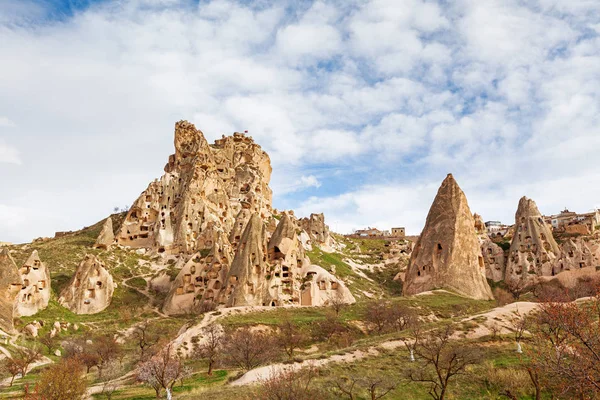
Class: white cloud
0,116,16,127
1,0,599,242
0,141,21,164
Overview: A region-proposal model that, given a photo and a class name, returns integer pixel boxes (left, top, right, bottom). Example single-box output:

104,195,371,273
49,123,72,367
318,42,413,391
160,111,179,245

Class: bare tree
24,358,87,400
259,366,323,400
2,346,43,385
276,316,307,360
132,322,159,360
137,343,191,398
329,291,347,317
93,335,123,378
195,324,223,375
222,327,278,371
409,325,479,400
333,370,398,400
312,311,348,344
38,333,57,354
363,300,416,334
525,292,600,399
99,360,122,400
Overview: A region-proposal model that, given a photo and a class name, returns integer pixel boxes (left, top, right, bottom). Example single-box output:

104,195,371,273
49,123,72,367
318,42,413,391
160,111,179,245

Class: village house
544,208,600,234
391,227,406,238
353,227,390,237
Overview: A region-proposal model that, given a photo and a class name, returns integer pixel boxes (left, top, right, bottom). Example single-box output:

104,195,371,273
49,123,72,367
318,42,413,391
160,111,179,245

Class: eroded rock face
225,214,270,307
116,121,273,255
59,255,114,314
94,217,115,249
504,197,560,288
481,238,505,282
474,213,486,234
0,249,21,333
163,212,354,313
14,251,50,317
554,238,594,274
162,234,234,314
299,213,331,246
403,174,493,300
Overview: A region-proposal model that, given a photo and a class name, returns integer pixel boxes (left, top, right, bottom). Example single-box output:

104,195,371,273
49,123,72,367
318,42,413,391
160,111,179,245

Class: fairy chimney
403,174,493,300
59,255,114,314
504,197,560,288
0,249,21,333
14,250,51,317
94,217,115,249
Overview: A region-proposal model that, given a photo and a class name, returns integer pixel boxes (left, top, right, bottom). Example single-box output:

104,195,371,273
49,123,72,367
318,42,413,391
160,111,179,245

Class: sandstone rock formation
554,238,594,273
14,250,50,317
481,238,505,282
403,174,493,300
473,213,486,234
163,212,354,313
162,235,234,314
299,213,332,246
504,197,560,288
94,217,115,249
0,249,21,333
59,255,114,314
116,121,273,255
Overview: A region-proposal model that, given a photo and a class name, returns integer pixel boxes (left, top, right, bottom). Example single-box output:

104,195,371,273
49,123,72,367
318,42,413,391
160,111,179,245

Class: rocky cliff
14,250,50,317
0,249,21,333
403,174,493,300
94,217,115,249
59,255,115,314
504,197,560,288
116,121,273,255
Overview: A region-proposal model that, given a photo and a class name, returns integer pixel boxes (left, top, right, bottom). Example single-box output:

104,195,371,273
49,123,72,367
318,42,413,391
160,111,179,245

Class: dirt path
230,301,544,386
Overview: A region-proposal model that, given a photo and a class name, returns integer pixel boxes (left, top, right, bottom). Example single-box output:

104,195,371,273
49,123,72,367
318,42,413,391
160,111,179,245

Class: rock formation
59,255,114,314
299,213,332,246
504,197,560,288
162,234,234,314
554,238,594,273
116,121,273,255
163,212,354,313
14,251,50,317
225,214,271,307
94,217,115,249
0,249,21,333
403,174,493,300
481,239,505,282
473,213,486,234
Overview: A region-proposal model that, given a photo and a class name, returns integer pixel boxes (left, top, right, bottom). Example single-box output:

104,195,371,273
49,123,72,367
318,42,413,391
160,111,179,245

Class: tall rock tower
0,249,21,333
504,197,560,288
403,174,493,300
116,121,273,255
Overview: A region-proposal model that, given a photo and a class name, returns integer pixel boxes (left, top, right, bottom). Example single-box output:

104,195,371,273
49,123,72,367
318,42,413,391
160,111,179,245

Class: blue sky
1,0,600,242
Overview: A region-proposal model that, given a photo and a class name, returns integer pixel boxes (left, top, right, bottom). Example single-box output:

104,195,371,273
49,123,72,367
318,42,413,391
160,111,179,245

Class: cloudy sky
1,0,600,243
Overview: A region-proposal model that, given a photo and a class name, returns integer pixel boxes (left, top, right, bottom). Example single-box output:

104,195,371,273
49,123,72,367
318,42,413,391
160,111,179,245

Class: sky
1,0,600,243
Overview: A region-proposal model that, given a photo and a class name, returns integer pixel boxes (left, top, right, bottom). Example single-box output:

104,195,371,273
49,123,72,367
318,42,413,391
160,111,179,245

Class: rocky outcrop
554,238,594,273
299,213,331,246
403,174,493,300
225,214,270,307
59,255,114,314
163,212,354,313
116,121,273,255
94,217,115,249
481,239,505,282
504,197,560,288
0,249,21,333
162,234,234,314
474,213,486,234
14,251,50,317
